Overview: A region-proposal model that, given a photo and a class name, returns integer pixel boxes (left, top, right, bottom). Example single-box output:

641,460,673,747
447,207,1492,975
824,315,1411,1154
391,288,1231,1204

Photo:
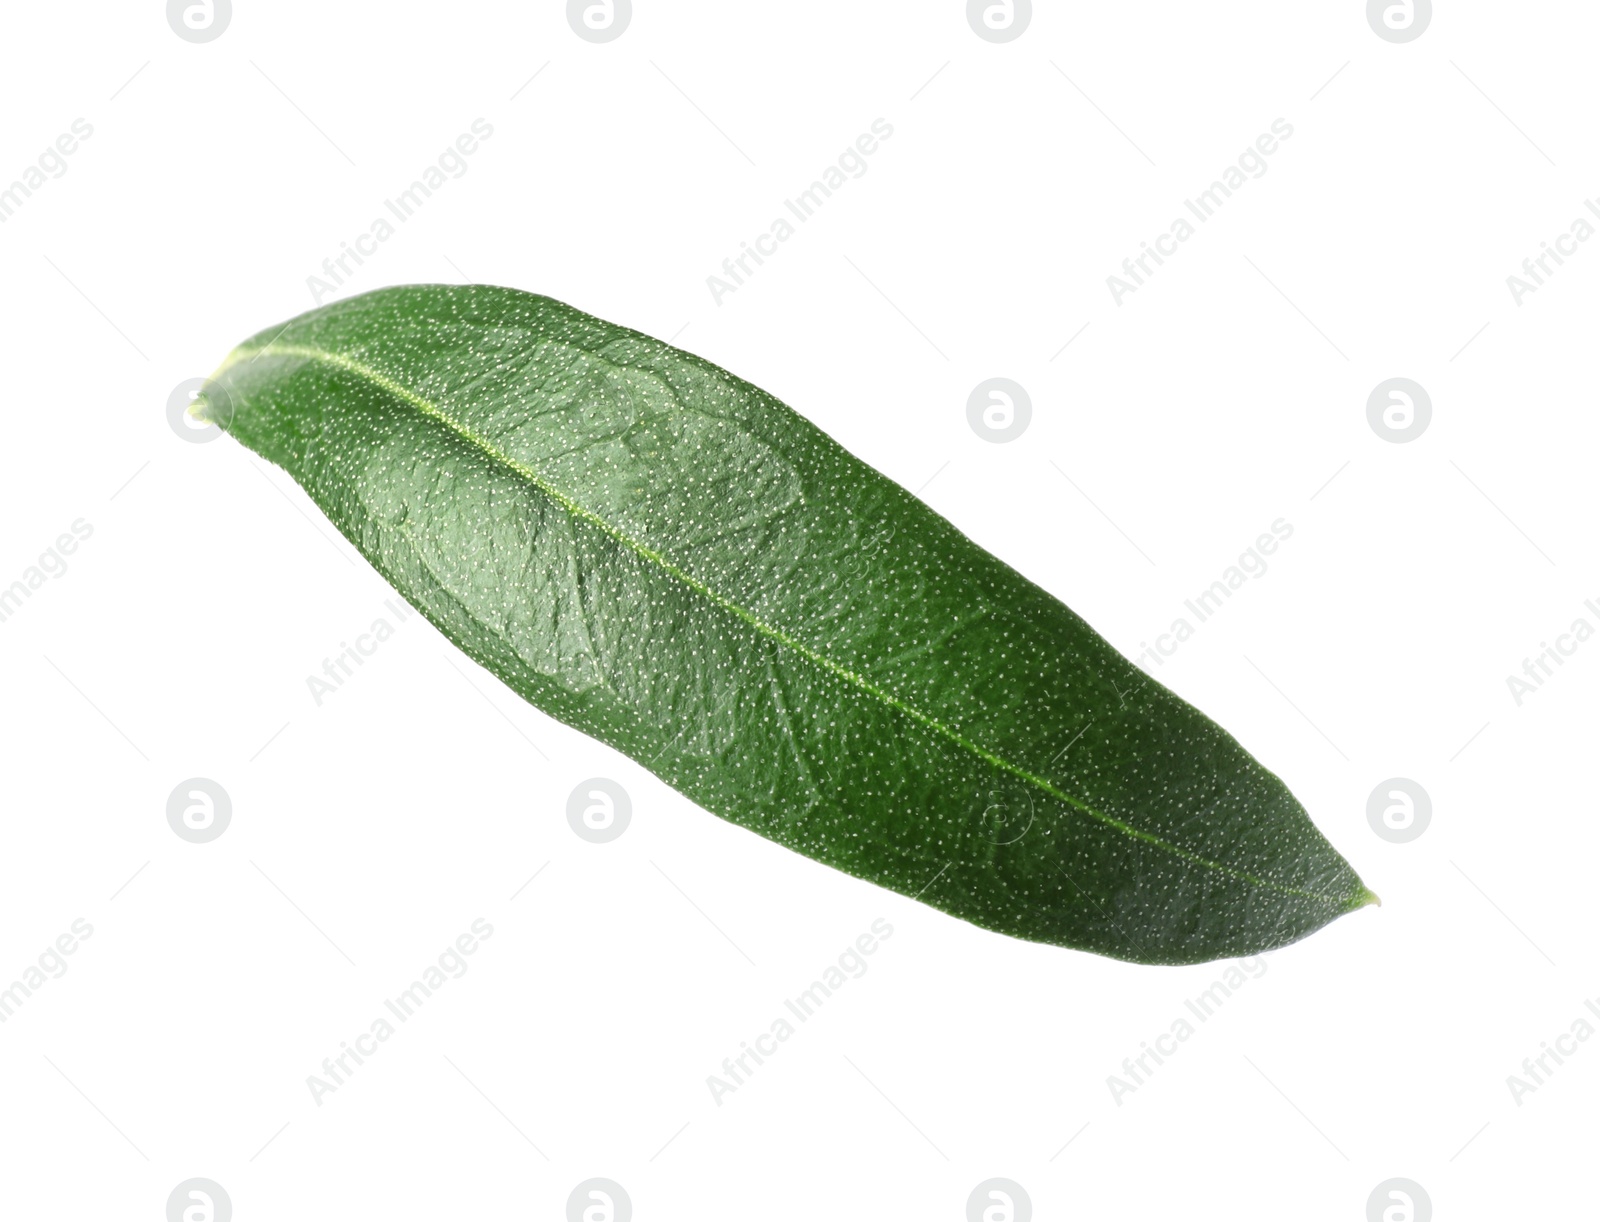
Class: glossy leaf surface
200,285,1375,964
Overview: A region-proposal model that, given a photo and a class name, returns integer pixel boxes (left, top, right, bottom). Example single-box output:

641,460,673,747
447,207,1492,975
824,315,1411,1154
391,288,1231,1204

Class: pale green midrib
215,340,1349,910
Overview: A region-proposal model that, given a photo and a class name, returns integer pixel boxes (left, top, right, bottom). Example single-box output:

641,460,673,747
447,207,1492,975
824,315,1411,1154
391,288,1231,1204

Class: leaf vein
217,340,1348,910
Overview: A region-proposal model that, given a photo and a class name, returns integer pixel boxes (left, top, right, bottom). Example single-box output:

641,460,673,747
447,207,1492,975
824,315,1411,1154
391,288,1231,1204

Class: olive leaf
198,285,1375,964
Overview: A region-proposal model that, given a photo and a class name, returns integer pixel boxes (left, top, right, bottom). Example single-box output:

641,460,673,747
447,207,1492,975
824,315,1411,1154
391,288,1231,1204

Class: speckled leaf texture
200,285,1375,965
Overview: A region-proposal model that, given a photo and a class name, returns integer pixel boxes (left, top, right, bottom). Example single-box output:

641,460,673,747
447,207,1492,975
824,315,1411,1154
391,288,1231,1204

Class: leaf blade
203,285,1374,964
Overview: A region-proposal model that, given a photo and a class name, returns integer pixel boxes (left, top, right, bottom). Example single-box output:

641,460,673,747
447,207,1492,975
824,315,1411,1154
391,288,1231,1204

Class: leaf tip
1355,886,1382,910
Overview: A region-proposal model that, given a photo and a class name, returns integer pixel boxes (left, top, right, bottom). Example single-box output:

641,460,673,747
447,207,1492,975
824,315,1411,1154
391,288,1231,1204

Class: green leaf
199,285,1375,965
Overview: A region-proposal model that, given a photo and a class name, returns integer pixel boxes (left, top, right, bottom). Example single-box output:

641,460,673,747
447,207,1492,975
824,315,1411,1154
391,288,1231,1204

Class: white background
0,2,1593,1219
